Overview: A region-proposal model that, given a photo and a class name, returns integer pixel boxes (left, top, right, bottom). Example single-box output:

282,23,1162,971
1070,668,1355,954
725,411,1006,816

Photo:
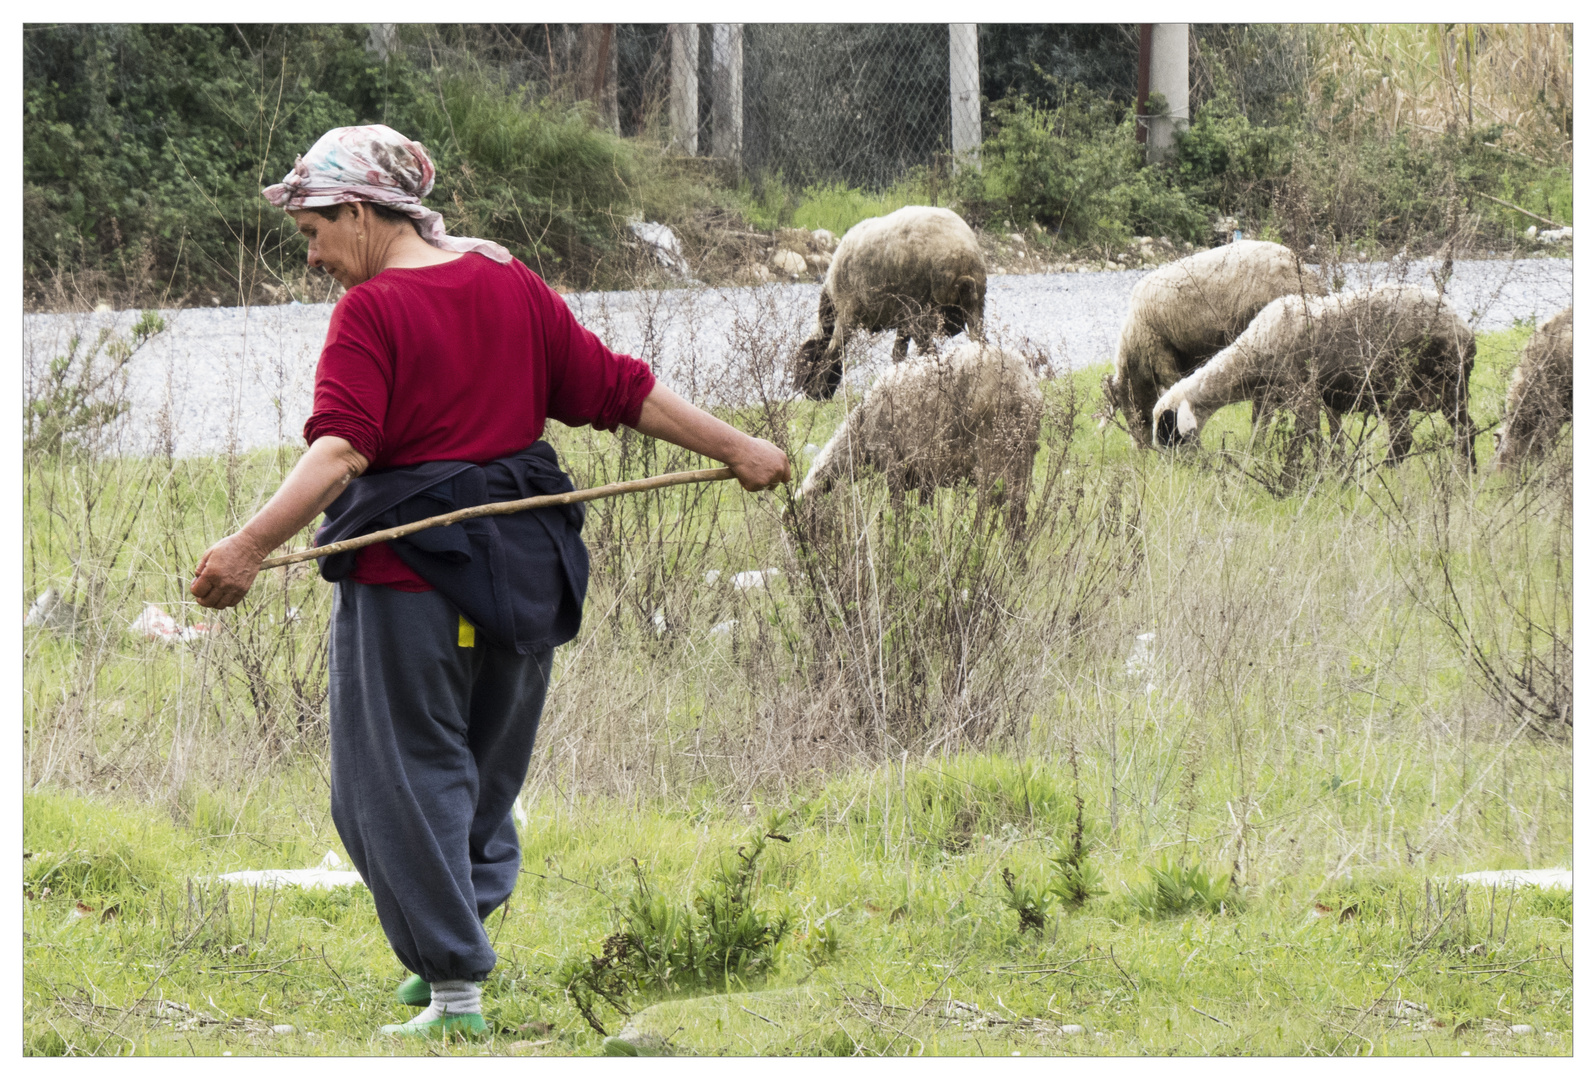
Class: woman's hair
310,202,422,235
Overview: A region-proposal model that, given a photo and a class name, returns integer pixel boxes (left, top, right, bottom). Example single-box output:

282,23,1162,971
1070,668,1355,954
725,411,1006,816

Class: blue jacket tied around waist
315,441,589,654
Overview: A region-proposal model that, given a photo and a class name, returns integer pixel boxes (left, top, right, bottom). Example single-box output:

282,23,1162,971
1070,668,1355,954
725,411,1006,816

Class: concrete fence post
949,23,981,168
1146,23,1190,163
365,23,398,62
669,24,699,155
711,23,744,172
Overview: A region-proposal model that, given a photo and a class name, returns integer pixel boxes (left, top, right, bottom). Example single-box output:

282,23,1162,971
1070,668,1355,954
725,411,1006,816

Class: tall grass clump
419,69,714,288
559,815,793,1034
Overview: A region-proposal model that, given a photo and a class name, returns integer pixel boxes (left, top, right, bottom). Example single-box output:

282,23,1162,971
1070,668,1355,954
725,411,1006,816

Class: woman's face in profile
291,206,366,290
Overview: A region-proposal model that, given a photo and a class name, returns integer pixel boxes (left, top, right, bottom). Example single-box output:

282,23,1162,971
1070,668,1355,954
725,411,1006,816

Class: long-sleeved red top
303,253,656,591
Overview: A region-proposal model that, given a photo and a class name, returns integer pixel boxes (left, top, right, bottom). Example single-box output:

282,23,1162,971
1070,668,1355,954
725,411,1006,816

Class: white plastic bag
129,603,179,641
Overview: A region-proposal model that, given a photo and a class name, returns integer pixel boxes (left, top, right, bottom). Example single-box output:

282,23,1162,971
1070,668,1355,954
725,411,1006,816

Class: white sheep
1106,240,1324,447
23,587,82,634
1151,283,1478,469
794,206,987,400
797,343,1041,510
1492,306,1572,472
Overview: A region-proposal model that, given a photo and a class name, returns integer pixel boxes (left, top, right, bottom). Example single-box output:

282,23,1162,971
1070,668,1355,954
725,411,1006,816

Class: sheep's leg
1319,405,1365,471
1385,411,1414,465
1444,372,1478,473
1249,393,1271,433
1002,457,1032,537
1284,393,1319,483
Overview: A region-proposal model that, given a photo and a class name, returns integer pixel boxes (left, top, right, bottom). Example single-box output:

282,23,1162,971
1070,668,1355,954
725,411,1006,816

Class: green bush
24,24,411,305
1127,856,1234,919
1000,865,1052,934
960,88,1209,246
1047,845,1107,909
22,24,714,303
561,814,793,1033
1171,92,1295,220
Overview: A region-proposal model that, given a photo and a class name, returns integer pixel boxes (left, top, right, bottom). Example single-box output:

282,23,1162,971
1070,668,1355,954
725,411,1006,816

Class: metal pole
711,23,743,172
949,24,981,168
1147,23,1190,164
669,23,699,155
1135,24,1153,146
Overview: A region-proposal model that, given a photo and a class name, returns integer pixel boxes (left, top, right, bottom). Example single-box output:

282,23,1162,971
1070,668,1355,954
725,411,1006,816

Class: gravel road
24,257,1572,457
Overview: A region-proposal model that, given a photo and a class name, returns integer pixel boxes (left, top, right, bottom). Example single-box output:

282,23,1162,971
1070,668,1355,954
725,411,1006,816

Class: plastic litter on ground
217,849,365,890
1455,868,1572,890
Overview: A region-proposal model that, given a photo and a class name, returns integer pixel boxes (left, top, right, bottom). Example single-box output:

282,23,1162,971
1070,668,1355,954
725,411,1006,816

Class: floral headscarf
262,124,511,264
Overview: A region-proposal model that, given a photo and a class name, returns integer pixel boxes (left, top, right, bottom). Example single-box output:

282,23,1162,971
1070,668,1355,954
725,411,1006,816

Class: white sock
405,979,481,1023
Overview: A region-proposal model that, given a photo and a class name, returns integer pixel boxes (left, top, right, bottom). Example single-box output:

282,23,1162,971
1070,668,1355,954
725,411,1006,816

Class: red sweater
303,254,656,591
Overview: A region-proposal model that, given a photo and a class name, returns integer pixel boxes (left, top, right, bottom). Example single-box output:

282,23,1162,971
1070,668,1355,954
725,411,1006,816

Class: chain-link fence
416,24,997,190
387,24,1324,192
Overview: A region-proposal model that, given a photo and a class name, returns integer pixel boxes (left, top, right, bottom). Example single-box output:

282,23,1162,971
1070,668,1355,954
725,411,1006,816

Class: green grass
734,174,955,237
23,327,1571,1055
22,763,1572,1056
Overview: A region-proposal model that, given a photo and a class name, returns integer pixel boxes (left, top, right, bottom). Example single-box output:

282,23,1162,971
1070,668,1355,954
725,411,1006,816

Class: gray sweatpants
328,581,553,983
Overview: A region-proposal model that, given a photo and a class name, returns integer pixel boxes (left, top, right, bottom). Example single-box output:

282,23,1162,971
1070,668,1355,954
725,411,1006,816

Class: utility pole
949,24,981,168
669,24,699,155
1143,23,1190,163
711,24,743,171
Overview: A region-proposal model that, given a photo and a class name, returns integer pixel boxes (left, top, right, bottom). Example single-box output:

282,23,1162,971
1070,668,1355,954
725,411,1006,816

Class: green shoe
380,1011,488,1040
395,973,431,1007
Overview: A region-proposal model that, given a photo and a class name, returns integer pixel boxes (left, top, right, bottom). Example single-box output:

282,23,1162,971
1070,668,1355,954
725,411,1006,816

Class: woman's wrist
233,525,277,563
716,430,759,467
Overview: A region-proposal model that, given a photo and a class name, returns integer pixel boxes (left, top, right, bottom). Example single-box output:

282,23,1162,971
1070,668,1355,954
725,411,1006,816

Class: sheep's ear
1176,400,1198,439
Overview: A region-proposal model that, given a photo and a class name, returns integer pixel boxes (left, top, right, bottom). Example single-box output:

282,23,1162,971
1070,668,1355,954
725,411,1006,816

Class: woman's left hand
725,436,793,491
190,532,267,610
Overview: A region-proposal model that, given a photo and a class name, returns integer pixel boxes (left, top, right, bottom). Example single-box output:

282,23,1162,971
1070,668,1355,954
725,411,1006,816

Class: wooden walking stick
258,467,737,570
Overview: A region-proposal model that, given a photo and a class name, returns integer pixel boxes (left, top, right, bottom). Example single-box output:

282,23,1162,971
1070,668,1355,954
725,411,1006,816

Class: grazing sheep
1492,306,1572,471
23,587,82,635
794,206,986,400
1151,283,1478,469
797,343,1041,510
1105,240,1324,447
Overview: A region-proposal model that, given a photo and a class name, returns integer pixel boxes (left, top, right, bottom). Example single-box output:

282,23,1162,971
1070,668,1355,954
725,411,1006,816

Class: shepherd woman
189,125,790,1037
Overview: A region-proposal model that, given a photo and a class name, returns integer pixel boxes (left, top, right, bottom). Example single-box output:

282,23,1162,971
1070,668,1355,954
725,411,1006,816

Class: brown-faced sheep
797,343,1040,511
1106,240,1324,447
793,206,986,400
1492,306,1572,472
1151,283,1477,470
